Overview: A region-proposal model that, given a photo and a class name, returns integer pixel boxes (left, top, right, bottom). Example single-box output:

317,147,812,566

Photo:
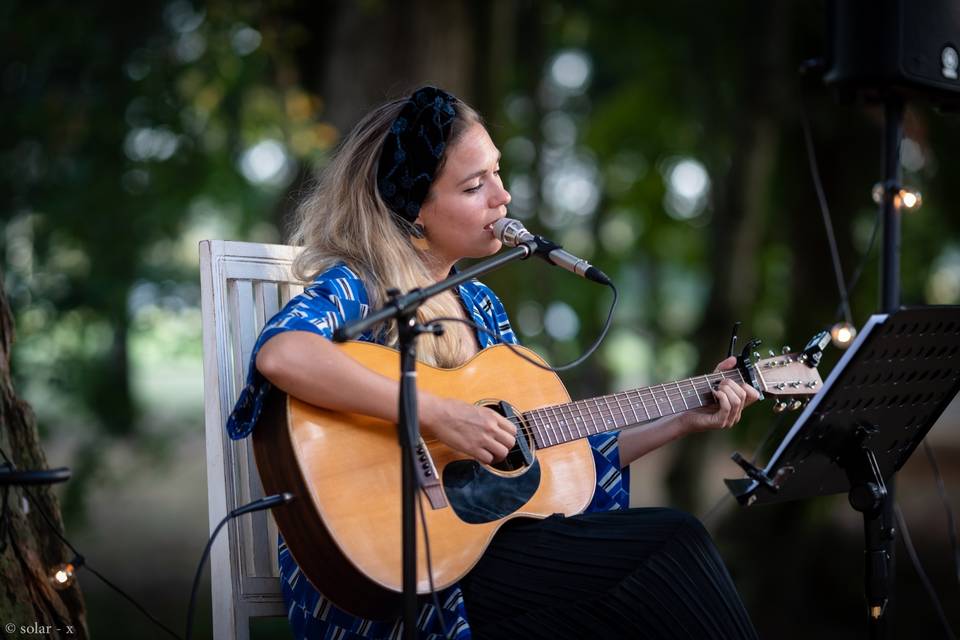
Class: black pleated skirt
459,508,757,640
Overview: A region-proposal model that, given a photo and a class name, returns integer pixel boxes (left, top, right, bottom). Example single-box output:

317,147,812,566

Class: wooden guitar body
252,342,596,619
252,339,820,619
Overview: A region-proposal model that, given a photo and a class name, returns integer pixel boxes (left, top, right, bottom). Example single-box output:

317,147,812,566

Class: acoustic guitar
253,341,821,619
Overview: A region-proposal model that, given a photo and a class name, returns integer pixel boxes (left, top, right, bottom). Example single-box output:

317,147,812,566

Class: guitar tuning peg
773,401,788,413
753,351,761,360
768,350,776,357
782,346,791,354
789,399,803,411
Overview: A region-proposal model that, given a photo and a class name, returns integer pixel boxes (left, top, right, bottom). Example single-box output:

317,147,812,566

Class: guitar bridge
416,438,447,509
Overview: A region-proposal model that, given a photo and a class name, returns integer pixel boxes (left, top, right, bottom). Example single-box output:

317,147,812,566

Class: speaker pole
860,94,905,640
880,97,903,314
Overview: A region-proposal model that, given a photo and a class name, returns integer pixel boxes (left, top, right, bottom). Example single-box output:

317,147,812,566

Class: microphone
492,218,612,285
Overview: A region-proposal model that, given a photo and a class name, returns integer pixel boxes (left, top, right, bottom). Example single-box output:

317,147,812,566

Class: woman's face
416,123,511,272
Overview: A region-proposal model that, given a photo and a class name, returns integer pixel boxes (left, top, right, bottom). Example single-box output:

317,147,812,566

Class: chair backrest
199,239,304,640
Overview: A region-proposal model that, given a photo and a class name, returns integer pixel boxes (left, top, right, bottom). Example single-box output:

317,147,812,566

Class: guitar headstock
752,350,823,413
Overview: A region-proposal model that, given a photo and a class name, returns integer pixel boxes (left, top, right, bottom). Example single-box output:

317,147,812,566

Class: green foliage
2,0,334,518
3,2,960,634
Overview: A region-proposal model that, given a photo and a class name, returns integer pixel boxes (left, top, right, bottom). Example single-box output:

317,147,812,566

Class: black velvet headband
377,86,458,223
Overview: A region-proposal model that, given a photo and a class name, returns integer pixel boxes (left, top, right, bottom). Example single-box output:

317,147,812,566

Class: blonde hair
289,95,484,368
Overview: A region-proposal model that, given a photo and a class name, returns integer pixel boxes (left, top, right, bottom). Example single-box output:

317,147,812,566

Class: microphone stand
333,244,533,639
858,94,903,640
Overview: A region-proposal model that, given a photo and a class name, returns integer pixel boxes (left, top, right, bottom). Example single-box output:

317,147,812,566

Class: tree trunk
271,0,487,232
665,0,793,512
0,276,88,637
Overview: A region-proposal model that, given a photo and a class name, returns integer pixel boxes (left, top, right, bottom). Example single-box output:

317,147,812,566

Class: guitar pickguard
442,460,541,524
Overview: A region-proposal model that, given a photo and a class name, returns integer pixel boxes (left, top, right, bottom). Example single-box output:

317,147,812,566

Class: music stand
724,306,960,638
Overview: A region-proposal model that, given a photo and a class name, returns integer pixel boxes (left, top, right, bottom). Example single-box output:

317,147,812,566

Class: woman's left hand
682,356,761,433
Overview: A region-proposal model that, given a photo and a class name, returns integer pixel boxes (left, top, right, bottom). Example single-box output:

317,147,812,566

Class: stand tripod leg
846,445,894,640
862,496,895,639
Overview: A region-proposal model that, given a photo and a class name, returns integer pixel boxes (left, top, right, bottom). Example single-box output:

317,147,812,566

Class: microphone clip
524,234,562,261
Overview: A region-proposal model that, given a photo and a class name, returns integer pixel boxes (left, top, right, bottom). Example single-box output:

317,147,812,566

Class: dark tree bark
665,0,794,511
270,0,492,233
0,277,88,638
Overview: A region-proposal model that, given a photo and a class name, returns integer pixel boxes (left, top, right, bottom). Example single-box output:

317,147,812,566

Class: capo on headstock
726,321,741,359
736,337,765,401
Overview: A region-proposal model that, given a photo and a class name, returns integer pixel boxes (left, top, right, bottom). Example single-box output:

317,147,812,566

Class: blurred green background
3,0,960,638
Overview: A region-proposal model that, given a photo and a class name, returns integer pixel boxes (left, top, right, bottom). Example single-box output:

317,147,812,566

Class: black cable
433,280,618,374
894,502,957,640
923,440,960,585
416,490,452,639
833,209,881,323
0,446,183,639
85,562,182,639
185,517,229,640
799,102,853,325
185,493,293,640
396,399,451,637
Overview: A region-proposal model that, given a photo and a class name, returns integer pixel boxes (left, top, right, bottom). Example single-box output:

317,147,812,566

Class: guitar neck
523,369,747,448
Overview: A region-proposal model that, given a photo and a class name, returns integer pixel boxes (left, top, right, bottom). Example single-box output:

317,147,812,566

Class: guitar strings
473,370,746,458
427,315,760,458
520,372,743,444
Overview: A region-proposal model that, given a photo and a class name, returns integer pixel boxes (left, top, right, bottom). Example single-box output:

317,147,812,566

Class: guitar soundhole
482,402,536,473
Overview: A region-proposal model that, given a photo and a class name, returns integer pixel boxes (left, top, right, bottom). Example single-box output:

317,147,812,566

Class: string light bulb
831,321,857,349
871,183,922,211
49,555,83,591
897,188,922,210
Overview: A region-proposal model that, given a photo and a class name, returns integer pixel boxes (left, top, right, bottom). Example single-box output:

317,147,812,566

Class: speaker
824,0,960,104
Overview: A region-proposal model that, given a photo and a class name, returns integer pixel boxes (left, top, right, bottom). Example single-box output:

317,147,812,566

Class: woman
227,86,759,639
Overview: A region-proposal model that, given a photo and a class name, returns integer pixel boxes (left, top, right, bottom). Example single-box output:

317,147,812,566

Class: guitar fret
537,409,555,447
614,392,631,426
573,402,590,437
597,398,615,432
575,400,588,435
557,407,573,442
649,388,662,418
568,405,582,440
522,368,756,450
550,403,568,444
538,409,554,446
592,398,603,432
544,406,560,446
625,391,641,424
584,399,595,433
700,375,713,407
662,384,676,414
544,407,560,444
571,402,585,438
635,390,651,420
560,405,575,443
527,409,547,447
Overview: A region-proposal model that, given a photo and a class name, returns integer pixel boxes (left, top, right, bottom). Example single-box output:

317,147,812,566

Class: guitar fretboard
522,370,746,448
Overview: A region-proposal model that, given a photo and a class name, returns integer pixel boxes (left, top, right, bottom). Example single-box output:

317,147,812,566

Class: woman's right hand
420,395,518,464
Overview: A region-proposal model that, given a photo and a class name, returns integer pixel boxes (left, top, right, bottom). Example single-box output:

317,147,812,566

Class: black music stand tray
724,306,960,638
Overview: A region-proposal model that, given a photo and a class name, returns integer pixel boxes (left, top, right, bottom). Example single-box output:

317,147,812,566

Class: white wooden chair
199,239,305,640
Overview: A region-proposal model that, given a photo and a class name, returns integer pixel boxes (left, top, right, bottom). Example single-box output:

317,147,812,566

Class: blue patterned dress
226,264,630,640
